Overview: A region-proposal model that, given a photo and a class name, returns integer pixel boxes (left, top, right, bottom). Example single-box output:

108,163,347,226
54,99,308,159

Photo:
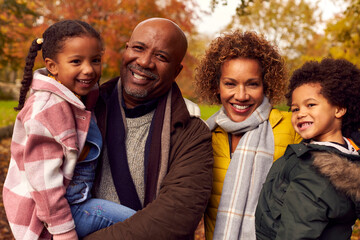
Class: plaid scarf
207,97,274,240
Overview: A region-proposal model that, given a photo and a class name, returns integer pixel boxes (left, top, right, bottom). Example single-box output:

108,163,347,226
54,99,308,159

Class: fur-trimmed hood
312,150,360,202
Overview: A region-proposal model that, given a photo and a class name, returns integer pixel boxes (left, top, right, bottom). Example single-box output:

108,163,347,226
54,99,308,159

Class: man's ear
45,58,58,77
335,107,347,118
174,64,183,80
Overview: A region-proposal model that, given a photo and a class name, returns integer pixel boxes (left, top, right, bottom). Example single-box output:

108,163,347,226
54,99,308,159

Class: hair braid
15,39,42,111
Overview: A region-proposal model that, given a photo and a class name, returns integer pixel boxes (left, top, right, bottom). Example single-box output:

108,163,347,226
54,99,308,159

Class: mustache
128,64,159,80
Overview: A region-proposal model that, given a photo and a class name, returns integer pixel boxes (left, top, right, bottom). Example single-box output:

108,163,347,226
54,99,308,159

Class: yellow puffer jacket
204,108,302,240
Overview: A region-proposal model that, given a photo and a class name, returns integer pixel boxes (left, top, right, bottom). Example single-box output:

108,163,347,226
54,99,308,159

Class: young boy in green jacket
255,58,360,240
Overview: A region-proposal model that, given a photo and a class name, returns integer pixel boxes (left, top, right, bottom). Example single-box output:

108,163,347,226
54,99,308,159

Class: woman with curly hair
255,58,360,239
195,30,301,239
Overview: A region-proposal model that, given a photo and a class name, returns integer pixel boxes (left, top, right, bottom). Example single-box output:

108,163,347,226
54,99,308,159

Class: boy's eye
71,59,81,64
291,107,299,112
307,103,316,107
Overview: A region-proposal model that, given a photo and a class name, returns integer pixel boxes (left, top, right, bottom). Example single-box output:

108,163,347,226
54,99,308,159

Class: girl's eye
308,103,316,107
93,58,102,64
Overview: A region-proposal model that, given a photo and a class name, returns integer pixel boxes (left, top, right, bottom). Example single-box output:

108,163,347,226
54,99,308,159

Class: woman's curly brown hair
286,58,360,138
194,30,287,105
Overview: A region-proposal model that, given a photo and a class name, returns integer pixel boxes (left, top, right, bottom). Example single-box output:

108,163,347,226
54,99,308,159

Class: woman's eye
224,82,234,86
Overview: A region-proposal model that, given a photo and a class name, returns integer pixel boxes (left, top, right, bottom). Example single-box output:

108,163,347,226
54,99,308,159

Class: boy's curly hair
286,58,360,138
194,30,287,105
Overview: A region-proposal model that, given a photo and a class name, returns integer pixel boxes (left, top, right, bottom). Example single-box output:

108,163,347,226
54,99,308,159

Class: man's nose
136,51,155,69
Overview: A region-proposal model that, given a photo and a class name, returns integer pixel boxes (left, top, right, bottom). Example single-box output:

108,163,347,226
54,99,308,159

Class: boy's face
290,83,346,143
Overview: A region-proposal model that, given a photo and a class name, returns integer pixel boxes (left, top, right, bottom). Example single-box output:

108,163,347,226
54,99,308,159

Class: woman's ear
45,58,58,77
335,107,347,118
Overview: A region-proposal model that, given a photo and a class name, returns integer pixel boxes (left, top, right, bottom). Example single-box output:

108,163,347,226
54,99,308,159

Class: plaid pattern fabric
3,68,95,239
207,98,274,240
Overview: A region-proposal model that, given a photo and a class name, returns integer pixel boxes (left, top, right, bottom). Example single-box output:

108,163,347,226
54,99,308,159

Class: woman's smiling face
218,58,264,122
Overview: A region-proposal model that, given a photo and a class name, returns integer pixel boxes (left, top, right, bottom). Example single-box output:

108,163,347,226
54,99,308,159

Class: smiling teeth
79,80,91,83
300,122,312,128
133,72,147,80
232,104,249,110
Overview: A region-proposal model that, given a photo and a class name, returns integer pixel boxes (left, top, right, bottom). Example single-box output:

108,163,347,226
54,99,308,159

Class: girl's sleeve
23,117,76,234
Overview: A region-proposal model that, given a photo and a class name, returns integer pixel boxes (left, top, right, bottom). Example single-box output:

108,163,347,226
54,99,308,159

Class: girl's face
46,36,103,96
218,58,264,122
290,83,346,143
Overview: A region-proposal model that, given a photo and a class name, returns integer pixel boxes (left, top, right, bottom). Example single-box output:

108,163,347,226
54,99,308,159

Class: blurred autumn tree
220,0,323,73
0,0,202,97
324,0,360,65
0,0,37,82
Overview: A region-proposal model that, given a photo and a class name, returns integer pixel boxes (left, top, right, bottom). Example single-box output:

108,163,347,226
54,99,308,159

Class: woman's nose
234,86,249,101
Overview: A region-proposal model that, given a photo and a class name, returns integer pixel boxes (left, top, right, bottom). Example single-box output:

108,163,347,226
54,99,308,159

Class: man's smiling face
120,19,186,108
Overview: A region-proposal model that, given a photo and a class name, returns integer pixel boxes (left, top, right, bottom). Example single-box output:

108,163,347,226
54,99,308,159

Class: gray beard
123,85,148,98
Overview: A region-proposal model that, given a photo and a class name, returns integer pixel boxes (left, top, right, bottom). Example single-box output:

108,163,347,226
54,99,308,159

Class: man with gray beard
85,18,213,239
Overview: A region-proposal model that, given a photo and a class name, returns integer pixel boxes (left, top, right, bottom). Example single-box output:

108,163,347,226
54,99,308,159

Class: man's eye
132,45,144,51
156,54,168,62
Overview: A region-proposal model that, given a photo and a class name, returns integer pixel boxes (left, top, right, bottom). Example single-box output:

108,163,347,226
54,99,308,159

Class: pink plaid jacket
3,68,98,239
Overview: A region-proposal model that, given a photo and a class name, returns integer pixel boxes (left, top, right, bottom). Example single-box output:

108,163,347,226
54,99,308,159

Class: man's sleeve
84,118,213,239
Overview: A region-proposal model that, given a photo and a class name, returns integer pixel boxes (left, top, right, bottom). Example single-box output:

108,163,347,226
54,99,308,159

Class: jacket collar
32,68,99,110
269,108,284,129
288,141,360,201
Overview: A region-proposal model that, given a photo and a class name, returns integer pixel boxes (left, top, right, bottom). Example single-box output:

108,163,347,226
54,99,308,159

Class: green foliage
324,0,360,65
0,100,17,127
199,103,289,121
198,104,220,120
274,103,289,111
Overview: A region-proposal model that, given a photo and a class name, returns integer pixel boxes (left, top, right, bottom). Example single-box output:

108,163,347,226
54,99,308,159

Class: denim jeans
70,198,136,238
